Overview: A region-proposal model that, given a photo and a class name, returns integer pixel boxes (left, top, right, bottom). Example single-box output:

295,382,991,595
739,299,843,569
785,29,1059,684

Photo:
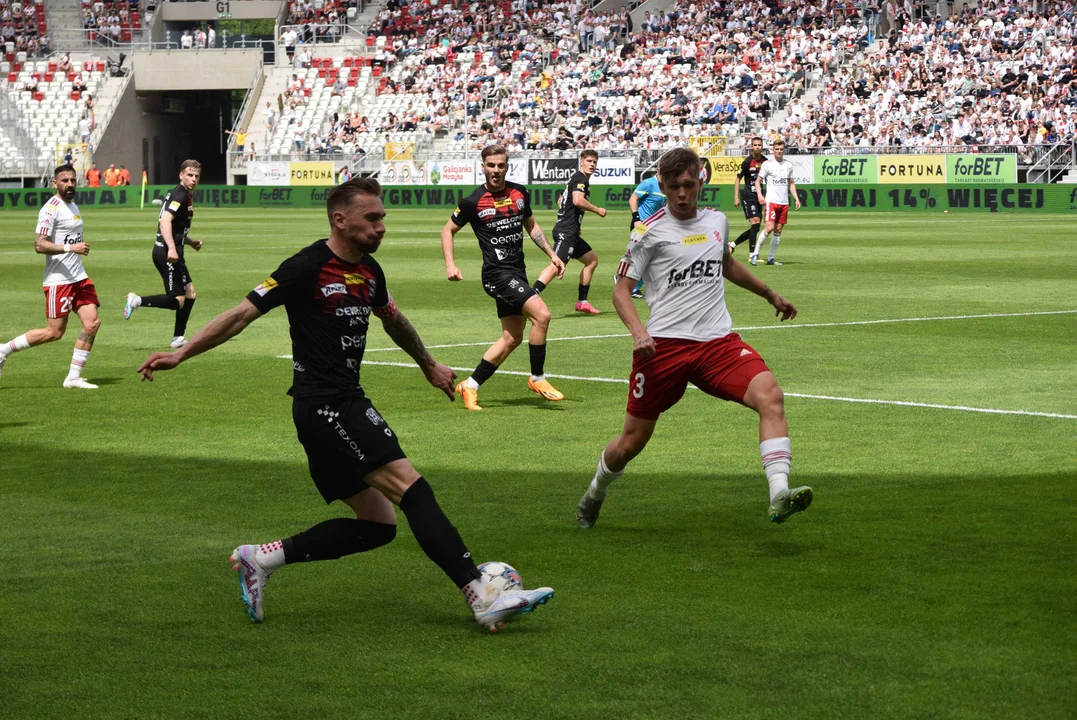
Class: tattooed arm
376,301,457,401
523,216,565,278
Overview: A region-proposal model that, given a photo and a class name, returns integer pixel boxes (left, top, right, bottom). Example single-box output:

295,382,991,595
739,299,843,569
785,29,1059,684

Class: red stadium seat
96,61,105,72
303,87,311,96
48,61,57,72
6,72,16,83
122,30,131,41
44,72,53,82
347,77,356,86
71,91,81,101
343,57,354,67
317,68,327,78
132,15,141,29
366,36,375,47
372,66,381,77
84,61,94,72
67,71,77,81
33,91,43,101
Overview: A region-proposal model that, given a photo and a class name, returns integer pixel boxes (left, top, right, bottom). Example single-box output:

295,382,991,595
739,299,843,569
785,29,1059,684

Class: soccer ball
478,561,523,596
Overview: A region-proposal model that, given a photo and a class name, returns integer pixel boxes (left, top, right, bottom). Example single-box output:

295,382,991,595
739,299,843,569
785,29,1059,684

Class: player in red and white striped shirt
0,165,101,389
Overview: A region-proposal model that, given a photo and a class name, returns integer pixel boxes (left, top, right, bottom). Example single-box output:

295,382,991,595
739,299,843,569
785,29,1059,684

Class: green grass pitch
1,205,1074,719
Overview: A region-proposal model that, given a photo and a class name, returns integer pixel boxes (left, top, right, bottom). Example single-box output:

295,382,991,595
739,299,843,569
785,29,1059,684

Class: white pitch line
361,309,1077,353
355,360,1077,420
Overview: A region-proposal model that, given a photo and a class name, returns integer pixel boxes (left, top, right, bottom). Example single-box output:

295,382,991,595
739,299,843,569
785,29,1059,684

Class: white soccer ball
478,561,524,596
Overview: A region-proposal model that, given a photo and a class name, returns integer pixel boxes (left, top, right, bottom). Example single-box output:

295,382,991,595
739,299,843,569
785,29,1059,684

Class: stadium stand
81,0,143,46
1,0,49,58
778,0,1077,150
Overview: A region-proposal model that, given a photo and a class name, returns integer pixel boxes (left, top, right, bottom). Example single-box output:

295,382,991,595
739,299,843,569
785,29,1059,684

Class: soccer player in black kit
136,178,555,631
440,144,566,411
533,149,607,315
729,137,767,258
123,160,204,348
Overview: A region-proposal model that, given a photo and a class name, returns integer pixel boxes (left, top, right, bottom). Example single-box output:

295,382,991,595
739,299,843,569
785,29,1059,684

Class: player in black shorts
136,178,555,631
440,144,566,411
729,137,767,257
122,159,204,348
532,149,607,315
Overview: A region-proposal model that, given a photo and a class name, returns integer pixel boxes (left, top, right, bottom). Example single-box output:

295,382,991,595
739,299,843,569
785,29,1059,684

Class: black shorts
292,396,407,504
741,195,762,221
482,271,537,318
152,249,192,297
552,230,593,264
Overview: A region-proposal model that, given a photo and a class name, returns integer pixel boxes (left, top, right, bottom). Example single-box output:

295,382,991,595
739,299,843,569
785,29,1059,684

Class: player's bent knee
42,328,65,343
175,296,186,309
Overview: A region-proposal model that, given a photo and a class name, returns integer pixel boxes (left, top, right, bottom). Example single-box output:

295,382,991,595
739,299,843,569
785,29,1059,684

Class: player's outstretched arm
612,275,656,358
138,299,263,381
524,216,564,278
724,253,797,321
440,219,464,281
377,304,457,401
573,190,607,218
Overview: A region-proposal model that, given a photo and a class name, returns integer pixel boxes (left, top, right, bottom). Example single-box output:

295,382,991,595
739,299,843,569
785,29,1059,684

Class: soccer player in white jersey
751,138,801,266
576,148,812,528
0,164,101,389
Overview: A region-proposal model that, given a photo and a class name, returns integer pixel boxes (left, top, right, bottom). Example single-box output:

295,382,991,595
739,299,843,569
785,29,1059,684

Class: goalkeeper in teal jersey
625,174,667,298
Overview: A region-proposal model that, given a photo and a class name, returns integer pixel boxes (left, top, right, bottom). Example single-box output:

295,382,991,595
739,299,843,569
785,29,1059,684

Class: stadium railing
226,64,266,168
1026,141,1077,184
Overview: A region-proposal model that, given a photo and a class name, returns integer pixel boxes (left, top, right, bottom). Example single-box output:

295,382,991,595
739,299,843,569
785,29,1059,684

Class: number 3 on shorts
632,372,645,398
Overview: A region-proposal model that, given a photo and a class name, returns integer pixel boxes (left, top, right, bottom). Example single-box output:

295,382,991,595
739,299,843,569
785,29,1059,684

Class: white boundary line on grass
353,360,1077,420
360,309,1077,353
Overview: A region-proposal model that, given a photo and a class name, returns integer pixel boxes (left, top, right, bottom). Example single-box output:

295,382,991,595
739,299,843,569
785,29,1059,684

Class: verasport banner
506,158,529,184
379,161,428,185
592,157,635,184
248,161,290,186
428,159,476,185
529,158,577,184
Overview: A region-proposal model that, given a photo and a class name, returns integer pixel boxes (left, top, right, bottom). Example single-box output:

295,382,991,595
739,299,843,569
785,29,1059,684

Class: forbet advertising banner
591,157,635,185
814,156,877,185
248,161,290,186
289,161,335,186
877,154,947,183
428,159,476,185
379,161,428,185
946,154,1016,184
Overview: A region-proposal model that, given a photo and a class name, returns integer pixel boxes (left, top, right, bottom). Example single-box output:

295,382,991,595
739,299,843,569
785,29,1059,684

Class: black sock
733,227,753,247
399,478,480,589
747,225,761,254
529,342,546,377
282,518,396,563
578,283,590,302
174,298,195,337
470,358,498,387
141,294,180,310
533,279,547,293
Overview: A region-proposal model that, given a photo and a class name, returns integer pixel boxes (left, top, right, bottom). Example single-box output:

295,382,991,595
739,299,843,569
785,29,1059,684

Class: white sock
760,437,792,503
256,540,286,572
530,374,545,383
754,232,768,256
462,577,487,610
464,377,480,390
769,234,781,261
0,333,30,358
66,348,91,380
588,451,624,499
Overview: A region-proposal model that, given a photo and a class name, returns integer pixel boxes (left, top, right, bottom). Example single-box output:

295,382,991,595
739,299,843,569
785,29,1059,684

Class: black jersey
553,171,590,235
449,181,533,278
246,239,392,400
738,155,767,198
155,184,195,256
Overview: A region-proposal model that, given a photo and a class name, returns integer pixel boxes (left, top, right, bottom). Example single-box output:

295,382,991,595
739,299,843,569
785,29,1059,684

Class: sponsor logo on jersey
682,233,710,246
253,277,278,296
478,207,497,219
321,283,347,296
667,259,721,286
168,201,182,211
343,273,366,286
493,198,514,209
340,335,366,350
335,305,371,317
365,407,384,426
516,198,525,210
453,207,461,215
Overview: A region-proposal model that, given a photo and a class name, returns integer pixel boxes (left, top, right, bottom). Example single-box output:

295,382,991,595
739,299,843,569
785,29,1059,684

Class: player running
751,138,801,266
441,144,566,411
136,178,554,632
122,160,205,347
576,148,812,529
625,172,667,299
0,164,101,389
533,149,607,315
729,136,767,256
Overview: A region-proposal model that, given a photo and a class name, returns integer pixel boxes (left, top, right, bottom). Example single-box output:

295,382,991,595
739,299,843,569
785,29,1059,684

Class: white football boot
230,544,271,623
62,377,98,389
170,336,187,348
472,585,555,632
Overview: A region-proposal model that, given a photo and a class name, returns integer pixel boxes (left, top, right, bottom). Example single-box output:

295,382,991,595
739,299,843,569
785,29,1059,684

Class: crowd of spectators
777,1,1077,151
282,0,360,48
81,0,142,46
2,0,49,57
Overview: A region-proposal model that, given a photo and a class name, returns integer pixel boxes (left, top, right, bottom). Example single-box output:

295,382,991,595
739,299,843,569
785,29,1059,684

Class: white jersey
759,159,794,205
617,208,732,342
37,195,88,287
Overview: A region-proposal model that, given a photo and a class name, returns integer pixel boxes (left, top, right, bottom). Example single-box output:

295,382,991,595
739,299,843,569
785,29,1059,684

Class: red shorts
765,202,790,225
44,279,100,319
626,334,770,421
